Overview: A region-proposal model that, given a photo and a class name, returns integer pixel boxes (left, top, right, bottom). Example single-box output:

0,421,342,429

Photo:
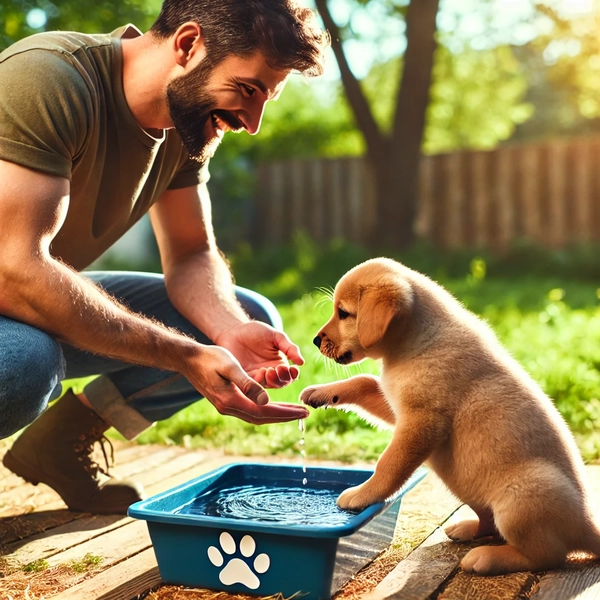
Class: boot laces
73,426,115,478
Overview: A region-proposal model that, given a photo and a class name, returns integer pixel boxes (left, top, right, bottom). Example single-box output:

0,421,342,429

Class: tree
315,0,439,249
1,0,160,51
524,3,600,131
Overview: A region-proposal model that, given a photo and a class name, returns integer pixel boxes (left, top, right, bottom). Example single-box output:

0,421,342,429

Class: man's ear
356,280,412,349
172,21,206,67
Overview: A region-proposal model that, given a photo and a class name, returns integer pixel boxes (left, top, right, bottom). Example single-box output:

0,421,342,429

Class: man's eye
338,308,350,320
242,84,255,97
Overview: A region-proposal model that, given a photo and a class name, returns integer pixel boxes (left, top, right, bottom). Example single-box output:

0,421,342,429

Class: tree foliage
0,0,161,51
530,3,600,122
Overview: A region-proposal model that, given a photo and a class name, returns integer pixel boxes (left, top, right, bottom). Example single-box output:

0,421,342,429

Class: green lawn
72,240,600,464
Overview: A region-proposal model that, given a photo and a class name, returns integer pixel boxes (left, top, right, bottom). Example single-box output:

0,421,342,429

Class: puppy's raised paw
300,383,342,409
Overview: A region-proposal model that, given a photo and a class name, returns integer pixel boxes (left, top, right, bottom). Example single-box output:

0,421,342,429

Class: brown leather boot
2,390,144,514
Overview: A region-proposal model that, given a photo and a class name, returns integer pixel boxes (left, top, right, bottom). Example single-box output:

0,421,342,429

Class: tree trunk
372,0,439,249
315,0,440,250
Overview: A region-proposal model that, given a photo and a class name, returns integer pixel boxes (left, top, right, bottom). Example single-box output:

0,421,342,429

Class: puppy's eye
338,307,350,320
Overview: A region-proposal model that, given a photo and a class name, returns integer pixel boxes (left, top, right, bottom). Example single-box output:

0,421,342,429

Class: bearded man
0,0,329,514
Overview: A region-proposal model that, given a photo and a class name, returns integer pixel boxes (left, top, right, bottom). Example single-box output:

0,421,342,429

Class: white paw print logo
207,531,270,590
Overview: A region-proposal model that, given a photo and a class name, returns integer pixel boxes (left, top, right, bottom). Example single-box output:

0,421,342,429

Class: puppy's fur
301,257,600,575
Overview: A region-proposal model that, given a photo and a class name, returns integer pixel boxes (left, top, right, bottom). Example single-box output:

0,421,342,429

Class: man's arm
0,160,305,422
149,183,304,390
149,182,251,341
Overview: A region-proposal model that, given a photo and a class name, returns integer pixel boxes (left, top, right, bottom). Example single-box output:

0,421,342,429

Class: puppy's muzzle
313,335,322,348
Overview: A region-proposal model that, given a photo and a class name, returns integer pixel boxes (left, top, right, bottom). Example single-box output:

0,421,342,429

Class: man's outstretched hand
184,342,308,425
215,321,305,389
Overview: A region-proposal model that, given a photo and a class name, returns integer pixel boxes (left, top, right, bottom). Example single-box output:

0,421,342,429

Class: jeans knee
0,318,65,438
236,287,283,330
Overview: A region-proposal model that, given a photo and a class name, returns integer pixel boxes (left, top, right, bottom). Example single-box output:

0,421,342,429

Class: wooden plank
531,565,600,600
1,452,224,560
1,521,151,597
0,445,183,518
0,521,153,593
445,151,465,248
347,157,363,242
109,445,187,479
471,150,491,248
308,158,324,242
0,451,225,550
0,448,223,547
437,569,536,600
519,143,542,243
547,141,567,248
1,510,86,547
50,547,160,600
363,505,477,600
0,441,155,495
5,514,128,565
42,520,150,568
415,154,433,241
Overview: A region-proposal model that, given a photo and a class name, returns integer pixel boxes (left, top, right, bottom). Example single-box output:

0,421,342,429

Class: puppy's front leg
337,412,440,511
300,374,395,427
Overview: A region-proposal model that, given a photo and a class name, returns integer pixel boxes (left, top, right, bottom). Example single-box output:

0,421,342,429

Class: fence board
255,136,600,249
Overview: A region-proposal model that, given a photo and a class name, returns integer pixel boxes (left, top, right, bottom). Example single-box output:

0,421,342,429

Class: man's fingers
226,401,310,424
249,365,299,388
225,367,269,405
273,331,305,366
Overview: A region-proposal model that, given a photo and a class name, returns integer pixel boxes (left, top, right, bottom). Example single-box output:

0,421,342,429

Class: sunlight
499,0,596,16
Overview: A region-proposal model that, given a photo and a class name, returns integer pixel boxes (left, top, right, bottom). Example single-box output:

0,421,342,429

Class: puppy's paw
445,519,480,542
336,483,382,512
460,546,530,576
460,547,491,574
300,383,342,409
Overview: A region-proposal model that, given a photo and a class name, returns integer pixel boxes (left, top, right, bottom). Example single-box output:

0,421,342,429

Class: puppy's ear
357,280,412,349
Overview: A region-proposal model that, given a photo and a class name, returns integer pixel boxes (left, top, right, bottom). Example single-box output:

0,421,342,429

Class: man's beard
166,59,243,163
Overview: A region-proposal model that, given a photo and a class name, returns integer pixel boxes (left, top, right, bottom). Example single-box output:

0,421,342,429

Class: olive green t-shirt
0,25,209,270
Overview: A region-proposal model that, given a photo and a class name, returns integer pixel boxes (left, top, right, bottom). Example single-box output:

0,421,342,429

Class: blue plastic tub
128,463,427,600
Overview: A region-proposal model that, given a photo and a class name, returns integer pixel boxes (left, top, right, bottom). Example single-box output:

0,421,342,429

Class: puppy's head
314,258,414,363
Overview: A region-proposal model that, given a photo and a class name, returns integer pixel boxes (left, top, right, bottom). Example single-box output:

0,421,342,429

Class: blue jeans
0,271,282,440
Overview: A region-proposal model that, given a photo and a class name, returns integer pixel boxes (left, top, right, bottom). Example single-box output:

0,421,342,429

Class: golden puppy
300,257,600,575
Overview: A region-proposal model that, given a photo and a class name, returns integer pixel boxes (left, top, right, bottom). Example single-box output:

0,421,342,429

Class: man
0,0,329,514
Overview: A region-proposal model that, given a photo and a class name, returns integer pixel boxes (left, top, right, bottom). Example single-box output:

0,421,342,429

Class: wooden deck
0,440,599,600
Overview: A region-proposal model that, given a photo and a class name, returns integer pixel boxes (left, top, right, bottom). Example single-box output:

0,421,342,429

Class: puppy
300,257,600,575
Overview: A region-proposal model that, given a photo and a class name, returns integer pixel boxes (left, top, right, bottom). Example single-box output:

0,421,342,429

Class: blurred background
2,0,600,460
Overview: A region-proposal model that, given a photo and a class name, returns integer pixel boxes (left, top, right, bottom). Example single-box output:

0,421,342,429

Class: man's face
166,52,289,163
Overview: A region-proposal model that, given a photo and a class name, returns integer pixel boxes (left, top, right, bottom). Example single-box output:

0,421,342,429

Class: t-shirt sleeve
0,49,93,179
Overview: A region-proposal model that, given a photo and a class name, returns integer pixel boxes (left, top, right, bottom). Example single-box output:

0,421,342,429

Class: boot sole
3,450,41,486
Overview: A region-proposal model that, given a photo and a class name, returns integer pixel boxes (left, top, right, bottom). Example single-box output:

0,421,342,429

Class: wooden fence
255,136,600,249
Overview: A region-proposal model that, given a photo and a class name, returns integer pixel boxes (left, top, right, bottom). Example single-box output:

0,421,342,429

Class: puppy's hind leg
463,467,575,575
445,506,501,542
460,543,564,576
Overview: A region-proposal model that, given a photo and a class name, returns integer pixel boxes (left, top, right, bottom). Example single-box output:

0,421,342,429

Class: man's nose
244,100,267,135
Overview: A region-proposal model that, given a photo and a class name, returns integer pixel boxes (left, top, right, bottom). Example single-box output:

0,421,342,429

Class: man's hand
214,321,305,388
184,344,308,424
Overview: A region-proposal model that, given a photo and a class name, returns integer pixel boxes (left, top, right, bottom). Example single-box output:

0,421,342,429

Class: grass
67,237,600,464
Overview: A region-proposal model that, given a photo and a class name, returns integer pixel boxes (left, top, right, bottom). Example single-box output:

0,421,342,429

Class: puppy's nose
313,335,322,348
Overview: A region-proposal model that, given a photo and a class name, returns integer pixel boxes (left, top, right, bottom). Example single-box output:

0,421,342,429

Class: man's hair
150,0,329,76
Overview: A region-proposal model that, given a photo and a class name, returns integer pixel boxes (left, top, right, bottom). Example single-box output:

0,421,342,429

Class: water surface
174,483,354,526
